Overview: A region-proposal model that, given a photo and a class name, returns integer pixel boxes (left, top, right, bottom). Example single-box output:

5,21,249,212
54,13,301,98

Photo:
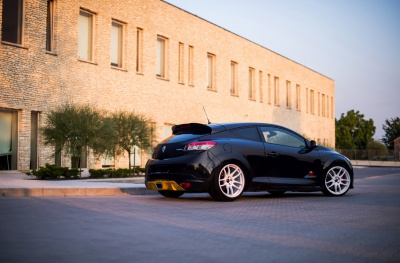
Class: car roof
209,122,283,131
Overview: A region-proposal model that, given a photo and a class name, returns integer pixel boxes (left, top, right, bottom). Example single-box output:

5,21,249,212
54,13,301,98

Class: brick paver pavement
0,168,399,262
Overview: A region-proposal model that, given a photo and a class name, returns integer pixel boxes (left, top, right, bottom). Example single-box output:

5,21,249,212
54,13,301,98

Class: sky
164,0,400,140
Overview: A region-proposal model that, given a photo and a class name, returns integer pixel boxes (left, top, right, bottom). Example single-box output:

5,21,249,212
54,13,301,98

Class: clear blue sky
164,0,400,140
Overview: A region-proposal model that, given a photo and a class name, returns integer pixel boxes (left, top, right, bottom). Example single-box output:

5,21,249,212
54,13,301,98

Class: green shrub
28,165,145,180
29,164,71,180
88,168,143,178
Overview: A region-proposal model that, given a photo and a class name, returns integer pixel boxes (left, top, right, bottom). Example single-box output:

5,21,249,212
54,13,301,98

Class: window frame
1,0,25,46
136,28,143,73
310,89,315,115
249,67,255,100
230,61,238,96
274,76,280,106
188,45,194,86
110,19,124,68
178,42,185,84
156,36,168,79
296,84,301,111
207,53,216,91
259,71,263,103
286,80,291,109
46,0,55,53
78,9,95,62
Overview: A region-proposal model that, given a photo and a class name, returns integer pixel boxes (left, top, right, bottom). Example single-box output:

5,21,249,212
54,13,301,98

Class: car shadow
149,191,328,202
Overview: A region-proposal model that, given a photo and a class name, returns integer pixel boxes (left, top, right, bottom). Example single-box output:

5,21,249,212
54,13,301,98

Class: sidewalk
2,160,399,197
0,171,153,197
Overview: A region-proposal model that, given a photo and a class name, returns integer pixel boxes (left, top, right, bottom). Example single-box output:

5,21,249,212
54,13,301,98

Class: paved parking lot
0,167,399,263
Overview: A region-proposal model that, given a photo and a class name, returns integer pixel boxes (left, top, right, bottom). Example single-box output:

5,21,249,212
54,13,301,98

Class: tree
382,117,400,149
335,110,375,149
42,104,116,169
111,111,153,169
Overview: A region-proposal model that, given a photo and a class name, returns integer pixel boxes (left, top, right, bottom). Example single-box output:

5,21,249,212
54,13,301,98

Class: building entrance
0,110,18,170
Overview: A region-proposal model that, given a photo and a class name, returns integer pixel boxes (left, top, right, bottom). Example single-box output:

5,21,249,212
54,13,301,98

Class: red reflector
180,182,191,189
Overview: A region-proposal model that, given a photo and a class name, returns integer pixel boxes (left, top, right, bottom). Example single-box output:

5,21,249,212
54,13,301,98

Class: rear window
229,127,261,142
164,133,205,143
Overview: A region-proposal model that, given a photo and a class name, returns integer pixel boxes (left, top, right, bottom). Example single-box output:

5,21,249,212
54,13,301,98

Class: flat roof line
162,0,333,81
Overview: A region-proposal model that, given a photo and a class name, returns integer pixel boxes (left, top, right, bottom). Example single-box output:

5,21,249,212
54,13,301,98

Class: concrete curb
351,160,400,167
0,187,155,197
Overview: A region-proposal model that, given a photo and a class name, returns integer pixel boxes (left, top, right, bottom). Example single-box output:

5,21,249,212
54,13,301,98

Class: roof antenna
203,106,211,124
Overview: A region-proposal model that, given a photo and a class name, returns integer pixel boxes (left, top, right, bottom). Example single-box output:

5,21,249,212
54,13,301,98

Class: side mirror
309,140,317,149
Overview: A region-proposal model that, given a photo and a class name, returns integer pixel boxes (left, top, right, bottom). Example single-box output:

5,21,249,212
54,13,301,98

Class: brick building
0,0,335,171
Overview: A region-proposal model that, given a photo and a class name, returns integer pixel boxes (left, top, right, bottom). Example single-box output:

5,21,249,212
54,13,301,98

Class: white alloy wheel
218,164,245,199
324,166,351,196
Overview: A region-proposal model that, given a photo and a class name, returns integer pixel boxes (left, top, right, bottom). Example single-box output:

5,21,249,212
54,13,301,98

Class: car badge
162,146,166,153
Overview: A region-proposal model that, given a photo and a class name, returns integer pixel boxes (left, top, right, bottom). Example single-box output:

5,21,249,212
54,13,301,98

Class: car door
259,126,321,186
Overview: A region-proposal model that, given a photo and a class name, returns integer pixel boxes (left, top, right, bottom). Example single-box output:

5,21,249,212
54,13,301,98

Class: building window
274,77,280,106
188,45,194,86
46,0,54,52
231,61,238,96
306,88,309,113
310,89,315,114
259,71,263,102
327,95,330,118
296,84,301,111
178,42,184,84
1,0,24,45
286,81,291,109
156,36,167,78
317,92,321,116
322,94,326,117
267,74,271,104
78,10,94,61
30,112,39,170
111,20,123,68
207,53,216,90
249,67,255,100
136,28,143,73
331,97,334,119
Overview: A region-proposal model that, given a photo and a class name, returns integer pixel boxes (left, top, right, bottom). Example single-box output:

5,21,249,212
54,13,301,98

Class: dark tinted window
261,127,306,148
162,134,204,144
229,127,261,142
1,0,23,44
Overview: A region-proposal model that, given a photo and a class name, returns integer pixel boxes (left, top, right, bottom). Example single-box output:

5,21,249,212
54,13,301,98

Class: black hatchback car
145,122,353,201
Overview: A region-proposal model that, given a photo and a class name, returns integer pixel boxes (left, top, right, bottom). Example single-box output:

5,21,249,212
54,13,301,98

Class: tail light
180,182,191,189
184,141,216,151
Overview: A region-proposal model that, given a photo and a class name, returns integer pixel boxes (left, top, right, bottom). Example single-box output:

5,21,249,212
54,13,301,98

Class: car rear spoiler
172,123,212,135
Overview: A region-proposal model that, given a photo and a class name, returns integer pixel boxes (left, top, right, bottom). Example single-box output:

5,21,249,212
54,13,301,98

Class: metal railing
336,149,399,161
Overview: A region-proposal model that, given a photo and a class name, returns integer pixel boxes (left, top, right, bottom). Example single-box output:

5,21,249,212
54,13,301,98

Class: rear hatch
152,123,212,160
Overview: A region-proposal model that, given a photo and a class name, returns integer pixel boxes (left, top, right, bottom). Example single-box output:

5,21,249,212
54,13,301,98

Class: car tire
208,162,246,201
322,165,351,196
158,190,184,198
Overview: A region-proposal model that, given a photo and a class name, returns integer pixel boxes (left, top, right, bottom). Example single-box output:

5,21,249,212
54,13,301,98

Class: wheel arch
209,152,253,191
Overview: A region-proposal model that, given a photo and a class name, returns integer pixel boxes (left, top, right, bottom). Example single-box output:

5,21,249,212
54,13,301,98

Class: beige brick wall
0,0,335,170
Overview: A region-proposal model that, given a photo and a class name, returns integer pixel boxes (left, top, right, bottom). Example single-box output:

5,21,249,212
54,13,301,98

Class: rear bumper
146,180,185,191
145,153,213,192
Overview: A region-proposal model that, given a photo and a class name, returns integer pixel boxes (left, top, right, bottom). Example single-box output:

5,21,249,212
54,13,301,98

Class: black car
145,122,353,201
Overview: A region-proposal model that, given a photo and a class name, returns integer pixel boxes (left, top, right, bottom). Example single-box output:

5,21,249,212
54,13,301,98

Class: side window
261,127,305,148
230,127,261,142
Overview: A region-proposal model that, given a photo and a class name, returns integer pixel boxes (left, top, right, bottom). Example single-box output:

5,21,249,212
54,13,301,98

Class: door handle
267,152,278,157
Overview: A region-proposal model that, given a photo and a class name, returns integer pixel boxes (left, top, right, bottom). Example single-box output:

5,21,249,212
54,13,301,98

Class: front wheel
322,165,351,196
209,163,246,201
